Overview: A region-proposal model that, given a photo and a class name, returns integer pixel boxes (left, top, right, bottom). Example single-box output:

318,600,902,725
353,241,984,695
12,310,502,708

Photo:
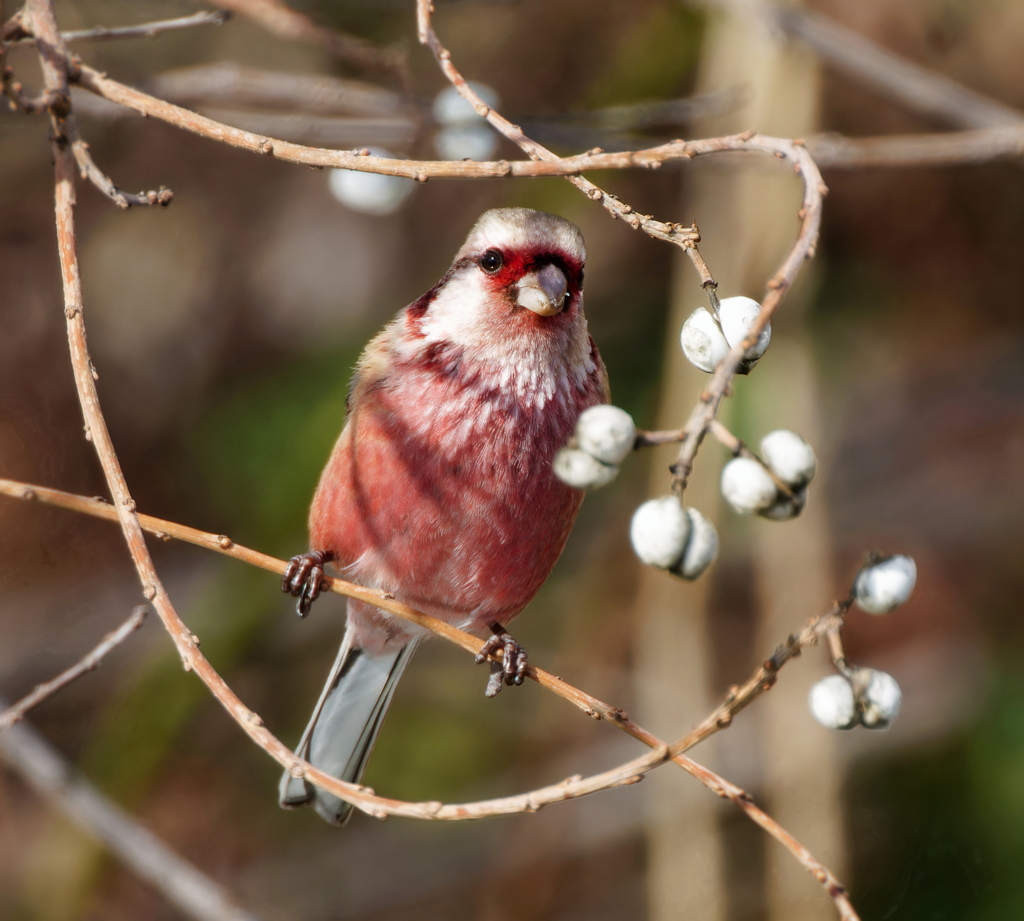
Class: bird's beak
516,263,568,316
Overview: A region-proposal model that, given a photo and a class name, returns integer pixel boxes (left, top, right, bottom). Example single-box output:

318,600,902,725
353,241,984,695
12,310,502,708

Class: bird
279,208,609,824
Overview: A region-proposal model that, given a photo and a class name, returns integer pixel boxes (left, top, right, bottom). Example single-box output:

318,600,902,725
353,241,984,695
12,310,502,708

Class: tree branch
206,0,407,84
0,707,263,921
807,126,1024,168
0,606,147,732
0,475,858,919
15,0,847,913
13,10,233,44
711,2,1024,130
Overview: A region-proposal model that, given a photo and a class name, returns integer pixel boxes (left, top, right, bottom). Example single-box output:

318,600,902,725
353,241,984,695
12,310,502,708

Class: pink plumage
281,208,608,823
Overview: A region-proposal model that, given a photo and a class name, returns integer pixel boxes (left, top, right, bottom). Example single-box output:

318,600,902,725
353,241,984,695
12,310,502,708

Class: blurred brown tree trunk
637,4,844,919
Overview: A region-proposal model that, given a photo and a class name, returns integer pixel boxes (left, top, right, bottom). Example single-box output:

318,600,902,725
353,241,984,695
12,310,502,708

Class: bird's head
405,208,585,350
401,209,593,396
453,208,585,320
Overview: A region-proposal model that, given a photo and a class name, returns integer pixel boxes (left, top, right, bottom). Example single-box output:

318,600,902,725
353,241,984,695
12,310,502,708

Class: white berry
855,668,902,729
721,457,778,515
672,507,719,580
434,125,499,161
719,296,771,370
680,308,730,373
760,430,817,488
808,675,857,730
758,488,806,521
854,555,917,615
328,148,414,216
433,83,500,126
576,405,636,466
553,447,618,490
630,497,690,569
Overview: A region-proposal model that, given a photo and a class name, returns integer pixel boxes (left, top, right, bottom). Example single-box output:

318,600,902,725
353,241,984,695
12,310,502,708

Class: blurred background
1,0,1023,918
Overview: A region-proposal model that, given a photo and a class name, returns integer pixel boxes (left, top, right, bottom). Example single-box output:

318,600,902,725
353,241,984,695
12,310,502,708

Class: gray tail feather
279,630,419,824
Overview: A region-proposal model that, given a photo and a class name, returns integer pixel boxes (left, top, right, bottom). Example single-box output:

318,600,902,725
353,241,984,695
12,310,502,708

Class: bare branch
670,601,850,757
808,127,1024,169
0,606,147,732
67,119,173,207
13,10,233,44
414,0,823,502
148,63,411,118
773,7,1024,130
208,0,407,83
416,0,705,253
666,144,824,496
0,475,859,918
65,9,230,43
0,708,263,921
15,1,847,913
698,0,1024,130
64,63,783,190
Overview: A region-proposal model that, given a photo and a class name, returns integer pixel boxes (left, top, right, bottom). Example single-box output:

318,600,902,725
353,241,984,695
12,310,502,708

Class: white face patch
406,270,592,408
394,208,595,411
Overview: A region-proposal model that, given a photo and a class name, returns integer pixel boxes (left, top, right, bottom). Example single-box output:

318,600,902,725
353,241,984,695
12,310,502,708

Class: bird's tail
279,629,419,824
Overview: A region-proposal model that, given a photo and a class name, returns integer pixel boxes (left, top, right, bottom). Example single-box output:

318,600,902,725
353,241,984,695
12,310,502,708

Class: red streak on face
478,246,584,316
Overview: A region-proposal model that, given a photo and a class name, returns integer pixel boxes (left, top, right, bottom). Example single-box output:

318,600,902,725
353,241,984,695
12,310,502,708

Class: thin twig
67,119,173,207
715,2,1024,130
668,146,823,496
0,606,147,732
68,63,799,188
415,0,824,501
0,475,858,919
208,0,407,84
670,600,850,757
778,7,1024,129
18,0,848,912
0,707,263,921
14,10,232,44
636,418,795,498
416,0,705,259
147,63,410,118
807,127,1024,168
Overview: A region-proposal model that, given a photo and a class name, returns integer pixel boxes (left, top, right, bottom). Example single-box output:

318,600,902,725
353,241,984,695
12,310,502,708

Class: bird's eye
480,250,503,274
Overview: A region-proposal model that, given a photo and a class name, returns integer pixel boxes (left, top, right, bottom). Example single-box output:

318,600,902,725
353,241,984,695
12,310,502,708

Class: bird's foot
282,550,333,617
475,624,529,698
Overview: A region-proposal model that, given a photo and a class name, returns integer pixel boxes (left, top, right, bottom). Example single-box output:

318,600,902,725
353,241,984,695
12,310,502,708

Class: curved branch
0,475,858,918
19,0,846,913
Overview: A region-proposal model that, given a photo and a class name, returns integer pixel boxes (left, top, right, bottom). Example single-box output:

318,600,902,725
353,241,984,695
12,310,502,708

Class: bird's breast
309,351,605,632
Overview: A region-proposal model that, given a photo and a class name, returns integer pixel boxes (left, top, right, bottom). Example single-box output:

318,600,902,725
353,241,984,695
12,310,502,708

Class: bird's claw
475,626,529,697
282,550,333,617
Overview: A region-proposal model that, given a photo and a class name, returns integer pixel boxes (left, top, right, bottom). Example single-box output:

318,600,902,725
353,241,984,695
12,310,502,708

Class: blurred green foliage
81,343,362,803
584,4,703,108
849,671,1024,920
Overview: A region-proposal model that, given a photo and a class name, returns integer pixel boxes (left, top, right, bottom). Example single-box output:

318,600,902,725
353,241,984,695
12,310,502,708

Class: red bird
280,208,609,823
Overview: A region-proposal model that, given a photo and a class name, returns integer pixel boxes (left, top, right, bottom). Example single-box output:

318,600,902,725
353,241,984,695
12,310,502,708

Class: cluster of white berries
808,555,917,731
554,404,637,490
629,497,718,580
680,296,771,374
327,83,500,215
432,84,501,162
553,406,720,580
721,430,816,521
